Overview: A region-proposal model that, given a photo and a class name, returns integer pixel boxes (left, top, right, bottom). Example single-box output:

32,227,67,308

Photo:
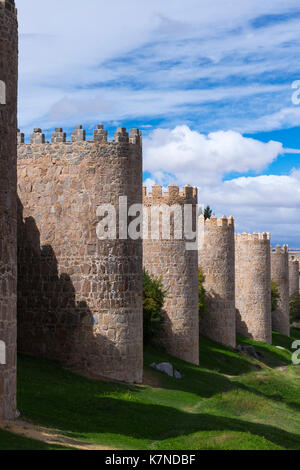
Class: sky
16,0,300,246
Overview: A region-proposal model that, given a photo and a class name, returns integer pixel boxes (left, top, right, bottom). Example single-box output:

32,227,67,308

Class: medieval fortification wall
143,185,199,365
17,126,144,384
271,245,290,336
1,0,296,420
289,258,299,297
235,233,272,344
0,0,18,420
198,215,236,348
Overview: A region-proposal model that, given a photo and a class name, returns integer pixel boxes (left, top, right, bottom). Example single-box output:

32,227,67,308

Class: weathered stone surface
17,126,144,384
198,215,236,348
289,258,299,297
143,185,199,366
0,0,18,420
235,233,272,344
271,245,290,337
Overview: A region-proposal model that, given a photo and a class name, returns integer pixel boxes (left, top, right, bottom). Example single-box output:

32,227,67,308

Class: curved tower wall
0,0,18,420
17,126,143,383
143,185,199,365
289,259,299,297
235,233,272,344
271,245,290,337
198,215,236,348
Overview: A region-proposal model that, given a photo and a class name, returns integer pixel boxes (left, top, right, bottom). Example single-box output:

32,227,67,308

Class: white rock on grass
150,362,182,379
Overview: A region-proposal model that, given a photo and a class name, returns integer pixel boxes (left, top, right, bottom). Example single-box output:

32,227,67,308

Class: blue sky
16,0,300,246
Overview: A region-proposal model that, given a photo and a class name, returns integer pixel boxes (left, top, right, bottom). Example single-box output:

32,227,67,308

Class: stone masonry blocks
17,126,144,384
271,245,290,336
0,0,18,420
235,233,272,344
198,215,236,348
143,185,199,365
289,258,299,297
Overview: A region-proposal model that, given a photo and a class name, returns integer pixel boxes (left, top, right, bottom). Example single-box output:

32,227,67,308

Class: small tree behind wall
143,270,167,346
204,206,213,220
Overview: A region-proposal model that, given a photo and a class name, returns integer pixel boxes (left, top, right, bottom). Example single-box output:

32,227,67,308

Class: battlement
0,0,16,14
289,258,299,266
143,184,197,205
199,214,234,229
272,244,289,255
235,232,271,242
17,125,142,153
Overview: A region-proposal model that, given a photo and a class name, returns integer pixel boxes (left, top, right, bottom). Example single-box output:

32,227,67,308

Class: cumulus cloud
144,126,283,185
202,171,300,246
144,126,300,246
15,1,300,244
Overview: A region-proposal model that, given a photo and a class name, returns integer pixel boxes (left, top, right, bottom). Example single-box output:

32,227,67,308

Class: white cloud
144,126,300,246
15,1,300,244
236,106,300,134
16,0,300,132
144,126,283,185
202,171,300,246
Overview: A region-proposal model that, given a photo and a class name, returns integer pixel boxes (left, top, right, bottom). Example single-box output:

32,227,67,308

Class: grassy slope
3,327,297,451
0,429,71,450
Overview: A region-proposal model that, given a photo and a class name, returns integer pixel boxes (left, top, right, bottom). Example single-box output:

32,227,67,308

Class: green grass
5,328,298,450
0,429,71,450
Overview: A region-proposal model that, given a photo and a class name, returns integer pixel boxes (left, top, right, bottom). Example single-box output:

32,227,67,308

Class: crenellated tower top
143,184,197,206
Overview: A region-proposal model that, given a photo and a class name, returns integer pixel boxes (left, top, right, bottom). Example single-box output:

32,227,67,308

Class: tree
143,270,167,346
204,206,213,220
271,279,280,312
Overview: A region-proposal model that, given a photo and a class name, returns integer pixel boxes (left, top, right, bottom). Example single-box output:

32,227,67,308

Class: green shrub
290,292,300,322
143,270,167,346
204,206,213,220
199,267,207,317
271,279,280,312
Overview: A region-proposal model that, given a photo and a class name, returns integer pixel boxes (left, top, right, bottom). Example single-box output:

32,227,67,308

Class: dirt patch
142,369,165,388
0,419,115,450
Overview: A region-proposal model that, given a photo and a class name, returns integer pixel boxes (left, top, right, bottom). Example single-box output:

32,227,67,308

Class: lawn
1,328,297,450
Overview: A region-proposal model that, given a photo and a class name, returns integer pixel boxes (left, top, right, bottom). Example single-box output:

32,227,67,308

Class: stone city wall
17,126,144,384
235,233,272,344
0,0,18,420
198,215,236,348
143,184,199,365
271,245,290,336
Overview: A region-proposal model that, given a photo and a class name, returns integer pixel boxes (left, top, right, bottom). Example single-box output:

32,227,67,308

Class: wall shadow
235,308,252,339
17,197,121,376
17,354,300,450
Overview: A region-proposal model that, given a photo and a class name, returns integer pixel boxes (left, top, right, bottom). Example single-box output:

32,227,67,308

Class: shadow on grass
17,354,300,450
0,429,71,451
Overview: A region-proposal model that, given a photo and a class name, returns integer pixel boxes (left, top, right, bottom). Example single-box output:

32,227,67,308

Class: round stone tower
143,185,199,365
235,233,272,344
17,126,143,384
289,258,299,297
0,0,18,420
198,215,236,348
271,245,290,336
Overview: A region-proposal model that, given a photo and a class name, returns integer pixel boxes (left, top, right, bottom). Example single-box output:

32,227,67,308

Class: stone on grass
150,362,182,379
